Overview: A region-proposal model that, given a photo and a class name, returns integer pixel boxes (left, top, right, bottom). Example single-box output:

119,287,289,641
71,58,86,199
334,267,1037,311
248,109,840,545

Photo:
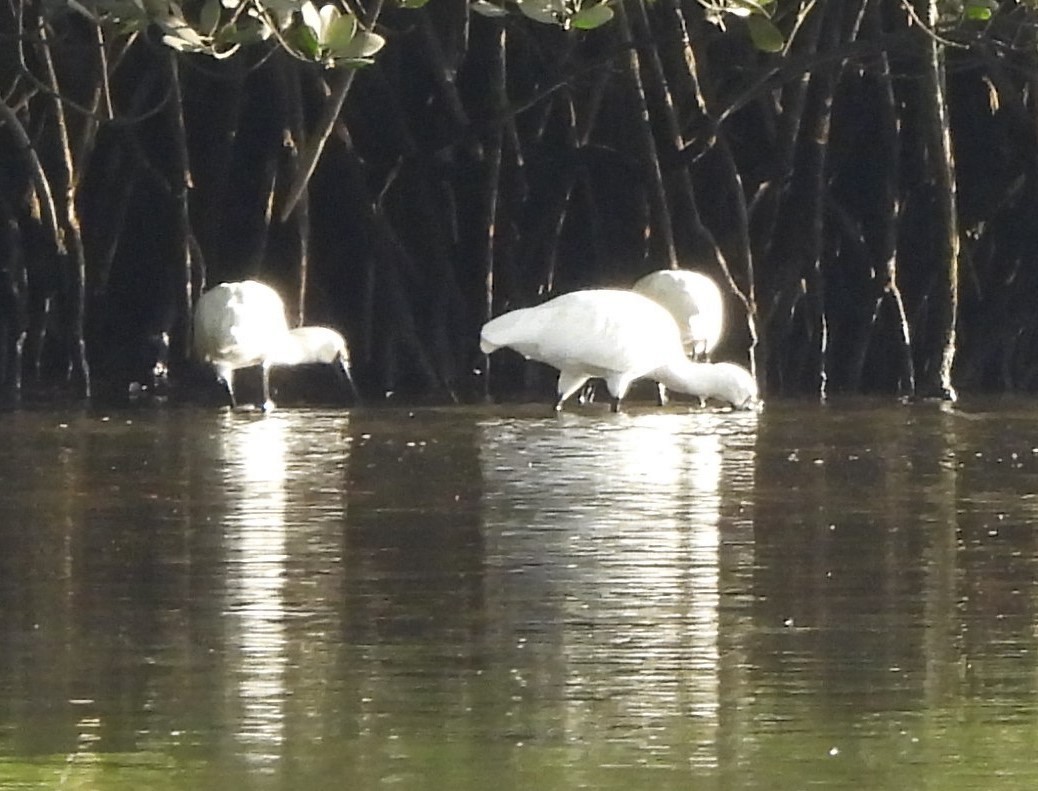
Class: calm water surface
0,399,1036,789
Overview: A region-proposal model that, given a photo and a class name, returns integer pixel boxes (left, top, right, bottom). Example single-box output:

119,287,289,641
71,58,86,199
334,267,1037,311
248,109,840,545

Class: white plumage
193,280,358,409
480,289,758,412
269,326,360,400
632,269,724,360
193,280,289,410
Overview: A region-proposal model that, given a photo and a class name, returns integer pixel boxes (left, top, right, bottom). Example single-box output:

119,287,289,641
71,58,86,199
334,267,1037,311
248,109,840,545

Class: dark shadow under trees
2,0,1038,403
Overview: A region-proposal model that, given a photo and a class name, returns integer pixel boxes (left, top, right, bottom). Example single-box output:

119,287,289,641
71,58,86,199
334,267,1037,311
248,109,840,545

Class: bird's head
718,363,760,410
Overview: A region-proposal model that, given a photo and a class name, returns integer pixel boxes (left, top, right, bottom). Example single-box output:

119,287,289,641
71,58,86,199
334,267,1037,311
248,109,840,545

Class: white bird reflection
479,411,754,768
220,413,290,773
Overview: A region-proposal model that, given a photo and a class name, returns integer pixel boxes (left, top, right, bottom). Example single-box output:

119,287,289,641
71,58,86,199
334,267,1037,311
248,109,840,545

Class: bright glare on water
0,399,1037,789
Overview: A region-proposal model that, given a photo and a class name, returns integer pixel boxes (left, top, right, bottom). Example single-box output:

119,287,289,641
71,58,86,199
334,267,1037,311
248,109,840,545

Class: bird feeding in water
582,268,727,407
632,268,724,360
193,280,288,410
193,280,359,409
269,326,360,402
480,289,758,412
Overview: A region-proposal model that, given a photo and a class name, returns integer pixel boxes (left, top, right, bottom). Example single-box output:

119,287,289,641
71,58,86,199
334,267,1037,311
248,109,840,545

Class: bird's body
193,280,289,409
193,281,358,409
633,269,724,360
480,289,758,411
269,326,360,400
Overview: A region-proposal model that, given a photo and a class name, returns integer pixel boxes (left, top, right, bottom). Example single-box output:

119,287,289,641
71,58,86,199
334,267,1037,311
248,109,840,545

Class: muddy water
0,400,1036,789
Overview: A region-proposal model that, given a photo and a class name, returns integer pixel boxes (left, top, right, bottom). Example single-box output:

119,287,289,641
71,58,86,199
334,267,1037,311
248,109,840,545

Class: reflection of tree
749,406,949,714
0,411,205,760
745,404,1038,743
0,413,81,757
5,405,1038,785
0,409,358,782
338,410,485,776
342,412,484,637
951,410,1038,711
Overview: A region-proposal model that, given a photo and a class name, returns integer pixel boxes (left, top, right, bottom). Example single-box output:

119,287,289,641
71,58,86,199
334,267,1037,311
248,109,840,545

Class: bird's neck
656,358,716,398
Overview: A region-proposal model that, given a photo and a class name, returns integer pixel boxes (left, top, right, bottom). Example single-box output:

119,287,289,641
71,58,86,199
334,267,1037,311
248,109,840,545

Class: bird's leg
555,372,590,412
656,382,669,406
610,397,621,413
221,375,238,409
260,363,275,412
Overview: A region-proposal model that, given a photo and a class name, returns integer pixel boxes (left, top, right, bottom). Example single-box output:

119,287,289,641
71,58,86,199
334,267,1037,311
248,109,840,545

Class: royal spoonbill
194,280,290,410
480,289,758,412
632,269,724,360
193,280,359,409
269,326,360,401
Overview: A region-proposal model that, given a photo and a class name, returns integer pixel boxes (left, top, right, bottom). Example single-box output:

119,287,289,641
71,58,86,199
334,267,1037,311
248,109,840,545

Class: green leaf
300,1,324,38
516,0,564,26
261,0,299,17
570,3,613,30
316,3,340,39
157,13,209,49
470,0,508,17
397,0,429,7
336,28,385,59
963,2,992,20
141,0,172,18
324,12,358,52
216,16,266,44
329,51,379,68
294,23,322,58
198,0,221,35
745,13,784,52
730,0,771,17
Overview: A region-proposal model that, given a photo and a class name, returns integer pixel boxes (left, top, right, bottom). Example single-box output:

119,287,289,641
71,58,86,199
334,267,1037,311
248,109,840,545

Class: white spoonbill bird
193,280,290,410
269,326,360,401
632,269,724,360
194,280,360,409
480,289,758,412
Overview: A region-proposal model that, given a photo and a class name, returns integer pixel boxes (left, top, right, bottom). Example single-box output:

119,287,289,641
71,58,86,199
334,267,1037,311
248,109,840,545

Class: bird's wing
481,290,683,380
193,287,238,361
535,291,680,375
193,283,289,364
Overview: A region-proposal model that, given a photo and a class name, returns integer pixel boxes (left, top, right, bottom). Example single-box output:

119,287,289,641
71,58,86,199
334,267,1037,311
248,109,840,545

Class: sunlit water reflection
478,411,755,772
213,411,351,781
0,400,1037,789
221,414,290,770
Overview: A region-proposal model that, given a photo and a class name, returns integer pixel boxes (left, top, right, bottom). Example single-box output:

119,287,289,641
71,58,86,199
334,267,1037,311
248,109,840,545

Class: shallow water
0,399,1036,789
